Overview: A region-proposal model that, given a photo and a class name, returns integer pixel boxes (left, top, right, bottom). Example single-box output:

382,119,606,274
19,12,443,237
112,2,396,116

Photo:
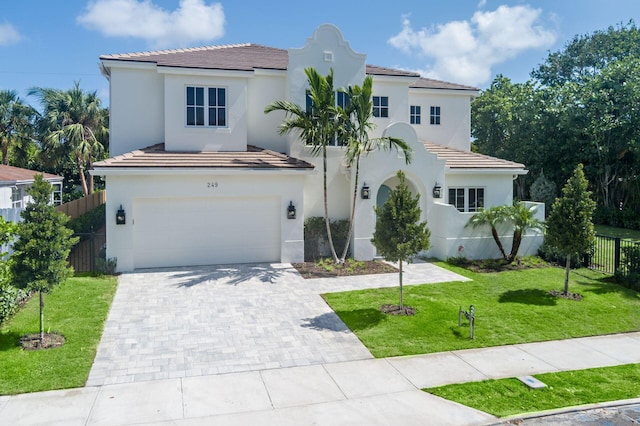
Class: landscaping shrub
0,283,29,325
538,242,586,268
67,204,106,236
615,245,640,291
304,216,350,261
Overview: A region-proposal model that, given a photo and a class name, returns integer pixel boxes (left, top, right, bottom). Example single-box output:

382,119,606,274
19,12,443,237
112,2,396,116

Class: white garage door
133,196,280,269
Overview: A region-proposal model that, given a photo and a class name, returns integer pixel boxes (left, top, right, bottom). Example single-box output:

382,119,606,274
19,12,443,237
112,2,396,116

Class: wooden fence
56,191,106,220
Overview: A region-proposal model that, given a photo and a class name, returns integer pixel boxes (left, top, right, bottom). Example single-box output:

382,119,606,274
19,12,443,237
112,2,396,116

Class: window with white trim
430,106,441,125
11,186,22,208
410,105,421,124
448,187,485,212
373,96,389,118
52,183,62,206
186,86,226,127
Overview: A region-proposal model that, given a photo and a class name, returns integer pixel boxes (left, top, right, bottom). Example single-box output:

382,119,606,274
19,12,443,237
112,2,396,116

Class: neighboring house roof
101,44,475,91
93,144,314,170
423,143,525,170
0,164,63,186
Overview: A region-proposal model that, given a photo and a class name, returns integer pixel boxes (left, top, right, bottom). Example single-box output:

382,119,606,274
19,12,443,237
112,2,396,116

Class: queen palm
466,205,510,260
265,68,341,262
339,76,412,262
506,202,544,262
29,82,108,196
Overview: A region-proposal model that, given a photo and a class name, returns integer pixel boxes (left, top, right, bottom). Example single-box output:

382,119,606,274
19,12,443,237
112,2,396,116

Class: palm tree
466,205,510,260
338,76,412,262
506,202,544,262
0,90,37,165
265,68,341,262
29,82,108,196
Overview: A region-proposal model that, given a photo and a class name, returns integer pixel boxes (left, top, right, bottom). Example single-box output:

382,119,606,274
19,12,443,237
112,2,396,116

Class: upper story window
448,187,485,212
186,86,226,127
305,91,350,113
373,96,389,118
430,106,441,125
52,183,62,206
410,105,421,125
11,186,22,208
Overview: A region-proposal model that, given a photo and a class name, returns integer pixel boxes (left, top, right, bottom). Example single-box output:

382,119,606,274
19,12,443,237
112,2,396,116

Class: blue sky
1,0,639,107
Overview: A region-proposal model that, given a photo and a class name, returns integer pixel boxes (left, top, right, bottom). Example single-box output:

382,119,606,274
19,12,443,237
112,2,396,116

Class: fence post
614,237,621,272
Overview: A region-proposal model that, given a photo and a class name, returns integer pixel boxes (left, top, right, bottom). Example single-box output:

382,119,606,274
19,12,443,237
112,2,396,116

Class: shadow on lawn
498,289,557,306
0,330,22,351
315,308,386,332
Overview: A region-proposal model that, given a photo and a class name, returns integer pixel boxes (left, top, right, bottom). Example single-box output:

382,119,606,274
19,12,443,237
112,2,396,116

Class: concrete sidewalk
2,332,640,425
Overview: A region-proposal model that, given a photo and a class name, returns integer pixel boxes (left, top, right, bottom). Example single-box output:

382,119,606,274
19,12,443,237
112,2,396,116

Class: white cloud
388,5,556,86
0,22,22,46
77,0,225,48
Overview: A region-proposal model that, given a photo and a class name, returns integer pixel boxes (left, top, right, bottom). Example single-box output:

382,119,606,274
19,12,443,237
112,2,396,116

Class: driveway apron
87,261,468,386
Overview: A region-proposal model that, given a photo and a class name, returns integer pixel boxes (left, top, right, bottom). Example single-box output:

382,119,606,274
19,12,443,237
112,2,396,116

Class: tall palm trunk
77,156,89,196
491,226,508,260
322,144,338,263
340,155,361,262
507,230,523,262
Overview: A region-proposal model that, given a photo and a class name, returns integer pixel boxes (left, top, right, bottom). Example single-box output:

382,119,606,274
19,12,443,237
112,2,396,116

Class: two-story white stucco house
93,24,543,272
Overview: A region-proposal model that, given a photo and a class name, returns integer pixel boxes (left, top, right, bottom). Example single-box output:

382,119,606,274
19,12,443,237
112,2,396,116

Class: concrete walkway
1,262,640,425
2,332,640,425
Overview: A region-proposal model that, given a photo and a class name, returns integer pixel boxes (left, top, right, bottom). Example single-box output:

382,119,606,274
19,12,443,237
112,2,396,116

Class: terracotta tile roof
0,165,63,184
93,144,314,170
424,142,525,169
101,43,468,89
411,77,478,92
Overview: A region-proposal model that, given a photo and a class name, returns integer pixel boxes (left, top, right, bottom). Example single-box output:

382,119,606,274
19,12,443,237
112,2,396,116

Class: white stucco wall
103,170,307,272
247,71,288,153
107,64,164,157
409,89,474,151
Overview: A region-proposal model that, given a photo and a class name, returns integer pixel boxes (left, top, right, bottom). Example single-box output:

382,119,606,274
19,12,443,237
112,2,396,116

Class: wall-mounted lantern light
287,201,296,219
433,182,442,199
116,205,126,225
361,182,370,199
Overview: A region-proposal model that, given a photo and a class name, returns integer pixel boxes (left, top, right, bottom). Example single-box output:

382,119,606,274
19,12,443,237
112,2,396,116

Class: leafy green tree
338,75,412,262
546,164,596,296
29,82,108,196
465,205,510,260
265,68,342,262
0,90,38,166
530,170,557,216
11,174,78,343
372,171,430,311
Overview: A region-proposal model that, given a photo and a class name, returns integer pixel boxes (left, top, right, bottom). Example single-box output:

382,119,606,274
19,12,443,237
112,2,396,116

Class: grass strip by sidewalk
322,265,640,358
0,276,117,395
424,363,640,418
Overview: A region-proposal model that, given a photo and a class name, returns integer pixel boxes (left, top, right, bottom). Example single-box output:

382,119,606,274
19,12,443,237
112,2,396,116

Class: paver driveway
87,261,468,386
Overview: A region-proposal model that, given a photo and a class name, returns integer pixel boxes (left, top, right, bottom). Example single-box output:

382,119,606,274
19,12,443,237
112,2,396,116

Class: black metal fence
69,231,106,273
586,234,640,276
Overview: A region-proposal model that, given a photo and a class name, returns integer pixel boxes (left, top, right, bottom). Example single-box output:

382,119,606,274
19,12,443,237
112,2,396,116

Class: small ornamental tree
371,171,430,314
11,174,78,345
545,164,596,296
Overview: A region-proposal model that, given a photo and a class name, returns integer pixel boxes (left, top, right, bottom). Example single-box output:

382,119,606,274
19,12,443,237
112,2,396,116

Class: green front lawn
322,264,640,358
425,363,640,418
0,276,117,395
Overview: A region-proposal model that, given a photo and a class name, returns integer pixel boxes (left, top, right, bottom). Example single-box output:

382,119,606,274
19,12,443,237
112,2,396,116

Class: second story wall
409,89,473,151
108,65,164,157
164,72,249,152
247,71,288,154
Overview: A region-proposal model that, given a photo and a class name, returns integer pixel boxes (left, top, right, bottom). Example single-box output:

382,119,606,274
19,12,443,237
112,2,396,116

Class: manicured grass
0,276,117,395
322,264,640,358
425,364,640,418
595,224,640,241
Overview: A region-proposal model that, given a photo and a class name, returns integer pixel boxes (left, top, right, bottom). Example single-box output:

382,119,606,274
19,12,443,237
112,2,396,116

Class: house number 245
207,182,219,188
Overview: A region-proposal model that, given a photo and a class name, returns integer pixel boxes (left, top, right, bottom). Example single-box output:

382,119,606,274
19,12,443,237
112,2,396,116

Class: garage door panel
133,196,280,269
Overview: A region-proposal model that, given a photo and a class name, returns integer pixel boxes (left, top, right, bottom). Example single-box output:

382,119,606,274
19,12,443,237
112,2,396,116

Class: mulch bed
549,290,584,301
380,304,417,316
293,259,397,279
19,333,66,350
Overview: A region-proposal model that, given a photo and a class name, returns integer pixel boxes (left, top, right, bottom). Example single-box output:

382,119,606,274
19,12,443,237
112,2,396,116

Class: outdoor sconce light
361,183,370,199
432,182,442,199
287,201,296,220
116,205,126,225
